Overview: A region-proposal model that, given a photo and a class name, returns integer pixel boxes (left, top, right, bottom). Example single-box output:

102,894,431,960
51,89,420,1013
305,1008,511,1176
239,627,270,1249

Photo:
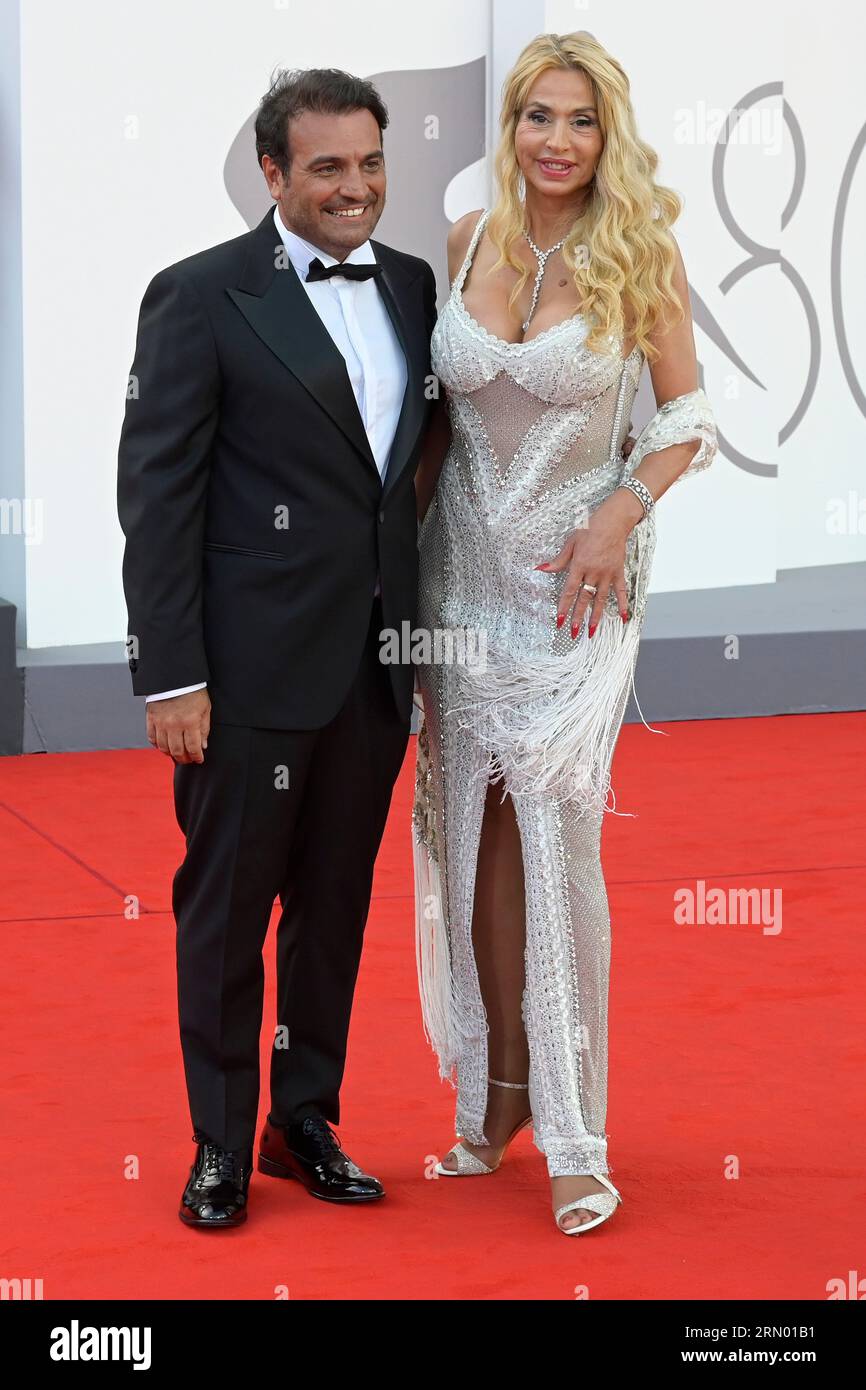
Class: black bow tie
306,257,383,284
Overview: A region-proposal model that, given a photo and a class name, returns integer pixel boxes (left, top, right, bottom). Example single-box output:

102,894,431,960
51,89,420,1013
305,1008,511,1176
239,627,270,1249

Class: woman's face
513,66,603,203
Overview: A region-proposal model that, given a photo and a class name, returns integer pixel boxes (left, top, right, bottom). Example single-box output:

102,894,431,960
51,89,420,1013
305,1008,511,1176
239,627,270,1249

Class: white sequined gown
412,210,717,1177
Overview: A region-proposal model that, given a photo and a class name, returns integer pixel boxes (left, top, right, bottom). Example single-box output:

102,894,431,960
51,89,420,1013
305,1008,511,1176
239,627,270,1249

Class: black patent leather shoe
179,1139,253,1228
258,1114,384,1203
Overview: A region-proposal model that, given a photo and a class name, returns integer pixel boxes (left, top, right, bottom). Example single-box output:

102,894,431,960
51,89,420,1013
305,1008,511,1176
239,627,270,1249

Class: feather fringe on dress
446,511,664,819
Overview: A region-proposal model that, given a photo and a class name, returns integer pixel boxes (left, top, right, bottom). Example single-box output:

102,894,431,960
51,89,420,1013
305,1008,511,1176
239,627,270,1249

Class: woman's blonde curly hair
488,31,684,362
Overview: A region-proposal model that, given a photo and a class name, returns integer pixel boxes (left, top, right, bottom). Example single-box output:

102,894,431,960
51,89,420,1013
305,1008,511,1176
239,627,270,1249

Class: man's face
263,108,386,260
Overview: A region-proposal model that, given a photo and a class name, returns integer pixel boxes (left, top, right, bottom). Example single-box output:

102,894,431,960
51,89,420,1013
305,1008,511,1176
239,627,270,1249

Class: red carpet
1,711,863,1300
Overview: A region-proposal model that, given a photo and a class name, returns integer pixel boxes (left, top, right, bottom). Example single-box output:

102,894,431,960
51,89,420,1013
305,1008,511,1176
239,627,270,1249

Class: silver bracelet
617,476,655,519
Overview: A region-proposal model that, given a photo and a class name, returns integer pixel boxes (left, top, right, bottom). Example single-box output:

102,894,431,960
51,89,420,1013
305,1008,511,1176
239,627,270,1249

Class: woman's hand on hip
534,491,642,638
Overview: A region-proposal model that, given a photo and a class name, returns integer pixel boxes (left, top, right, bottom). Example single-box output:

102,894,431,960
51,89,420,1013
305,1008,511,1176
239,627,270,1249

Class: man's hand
146,689,211,764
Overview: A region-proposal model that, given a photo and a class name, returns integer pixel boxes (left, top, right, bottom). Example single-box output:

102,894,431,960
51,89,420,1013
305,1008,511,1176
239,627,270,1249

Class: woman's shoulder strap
452,208,489,290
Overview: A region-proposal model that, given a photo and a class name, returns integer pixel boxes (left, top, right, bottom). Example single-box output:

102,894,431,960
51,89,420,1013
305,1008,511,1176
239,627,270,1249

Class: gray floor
2,561,864,754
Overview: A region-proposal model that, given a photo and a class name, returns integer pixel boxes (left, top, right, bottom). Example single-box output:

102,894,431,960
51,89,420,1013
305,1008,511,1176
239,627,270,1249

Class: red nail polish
556,613,565,628
621,611,628,623
571,623,578,639
589,623,597,638
535,563,549,571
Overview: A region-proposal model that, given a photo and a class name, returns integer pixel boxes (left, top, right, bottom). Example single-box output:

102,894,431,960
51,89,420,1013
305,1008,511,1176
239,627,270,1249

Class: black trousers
171,596,410,1151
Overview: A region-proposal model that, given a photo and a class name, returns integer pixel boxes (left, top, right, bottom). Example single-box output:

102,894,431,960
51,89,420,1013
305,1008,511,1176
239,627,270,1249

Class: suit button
378,510,385,523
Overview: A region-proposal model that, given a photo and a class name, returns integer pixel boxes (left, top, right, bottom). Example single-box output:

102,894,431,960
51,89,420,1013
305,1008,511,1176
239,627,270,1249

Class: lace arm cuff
625,387,717,485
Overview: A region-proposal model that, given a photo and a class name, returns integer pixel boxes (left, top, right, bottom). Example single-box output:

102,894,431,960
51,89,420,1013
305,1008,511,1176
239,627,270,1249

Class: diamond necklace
522,226,568,331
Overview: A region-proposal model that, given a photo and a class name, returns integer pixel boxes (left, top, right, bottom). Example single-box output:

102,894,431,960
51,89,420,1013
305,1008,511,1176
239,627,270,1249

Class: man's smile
325,205,371,218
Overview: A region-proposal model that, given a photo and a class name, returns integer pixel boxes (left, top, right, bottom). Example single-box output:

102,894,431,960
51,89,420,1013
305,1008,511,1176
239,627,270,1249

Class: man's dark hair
255,67,389,174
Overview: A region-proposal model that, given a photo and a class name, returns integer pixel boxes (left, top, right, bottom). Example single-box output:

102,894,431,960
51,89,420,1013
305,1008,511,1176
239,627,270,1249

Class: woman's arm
600,234,712,532
414,213,484,522
541,235,717,635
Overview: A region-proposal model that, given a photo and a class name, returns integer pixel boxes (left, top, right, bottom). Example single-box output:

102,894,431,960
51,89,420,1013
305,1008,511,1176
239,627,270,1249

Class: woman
412,31,717,1235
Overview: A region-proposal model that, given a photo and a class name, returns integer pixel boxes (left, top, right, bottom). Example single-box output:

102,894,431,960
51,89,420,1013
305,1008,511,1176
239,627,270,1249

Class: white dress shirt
146,205,408,703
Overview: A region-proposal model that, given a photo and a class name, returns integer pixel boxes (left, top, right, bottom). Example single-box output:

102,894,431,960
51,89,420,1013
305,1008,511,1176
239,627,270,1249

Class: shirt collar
272,205,377,281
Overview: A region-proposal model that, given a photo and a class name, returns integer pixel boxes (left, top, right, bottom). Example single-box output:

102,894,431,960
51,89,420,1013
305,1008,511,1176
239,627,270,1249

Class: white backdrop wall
779,0,866,569
17,0,489,648
10,0,866,650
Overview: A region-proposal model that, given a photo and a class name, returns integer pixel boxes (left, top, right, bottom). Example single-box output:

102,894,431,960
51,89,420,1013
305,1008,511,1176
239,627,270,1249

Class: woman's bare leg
439,779,531,1165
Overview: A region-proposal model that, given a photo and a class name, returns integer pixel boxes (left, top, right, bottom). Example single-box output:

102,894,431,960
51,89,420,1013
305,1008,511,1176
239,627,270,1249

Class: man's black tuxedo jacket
117,205,438,728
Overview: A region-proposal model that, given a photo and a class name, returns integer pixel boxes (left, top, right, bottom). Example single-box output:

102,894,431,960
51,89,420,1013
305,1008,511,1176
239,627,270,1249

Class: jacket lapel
371,243,428,502
227,208,377,477
226,209,428,496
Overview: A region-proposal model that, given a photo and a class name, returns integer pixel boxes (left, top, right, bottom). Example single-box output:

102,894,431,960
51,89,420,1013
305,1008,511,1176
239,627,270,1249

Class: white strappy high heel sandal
554,1172,622,1234
435,1077,531,1176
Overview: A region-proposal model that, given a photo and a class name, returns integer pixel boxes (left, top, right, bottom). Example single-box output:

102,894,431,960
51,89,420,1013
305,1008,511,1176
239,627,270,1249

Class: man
117,68,437,1227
